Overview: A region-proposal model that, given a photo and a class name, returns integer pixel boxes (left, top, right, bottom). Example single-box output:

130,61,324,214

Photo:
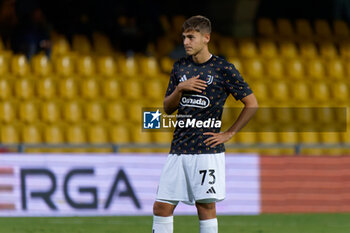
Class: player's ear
203,33,210,44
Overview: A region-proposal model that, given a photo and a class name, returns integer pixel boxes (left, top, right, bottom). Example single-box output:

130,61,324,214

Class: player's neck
191,48,211,64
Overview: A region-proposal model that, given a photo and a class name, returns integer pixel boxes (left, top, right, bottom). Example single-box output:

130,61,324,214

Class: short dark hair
182,15,211,34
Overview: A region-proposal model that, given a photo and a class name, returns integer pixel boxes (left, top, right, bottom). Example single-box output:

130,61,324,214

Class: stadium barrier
2,143,350,154
0,153,260,216
1,153,350,216
261,156,350,213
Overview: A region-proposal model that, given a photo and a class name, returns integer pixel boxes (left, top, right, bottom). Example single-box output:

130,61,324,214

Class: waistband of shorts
169,152,225,156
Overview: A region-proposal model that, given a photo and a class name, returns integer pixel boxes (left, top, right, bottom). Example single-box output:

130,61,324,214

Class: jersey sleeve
223,64,253,101
165,63,179,97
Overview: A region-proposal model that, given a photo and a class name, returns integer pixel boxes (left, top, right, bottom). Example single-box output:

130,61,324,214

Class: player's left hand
203,131,235,148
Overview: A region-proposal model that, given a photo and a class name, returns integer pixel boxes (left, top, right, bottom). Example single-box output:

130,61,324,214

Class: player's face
182,30,209,56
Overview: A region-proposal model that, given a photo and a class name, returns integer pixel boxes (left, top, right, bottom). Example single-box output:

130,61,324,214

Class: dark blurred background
1,0,349,58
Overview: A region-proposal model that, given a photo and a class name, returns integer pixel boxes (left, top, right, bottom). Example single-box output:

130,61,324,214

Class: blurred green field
0,213,350,233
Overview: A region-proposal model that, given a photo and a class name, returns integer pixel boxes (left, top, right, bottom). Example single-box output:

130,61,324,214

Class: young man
152,15,258,233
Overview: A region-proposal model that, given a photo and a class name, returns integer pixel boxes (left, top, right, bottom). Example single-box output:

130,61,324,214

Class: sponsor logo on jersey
180,95,210,108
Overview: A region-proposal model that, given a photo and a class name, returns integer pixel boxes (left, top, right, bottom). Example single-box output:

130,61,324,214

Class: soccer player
152,15,258,233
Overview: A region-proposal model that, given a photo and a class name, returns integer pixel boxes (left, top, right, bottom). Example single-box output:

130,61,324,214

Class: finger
204,136,216,144
195,84,208,89
190,81,207,87
191,85,206,90
194,78,207,82
192,85,207,90
211,138,226,147
203,132,215,136
193,83,207,88
192,84,207,90
194,82,208,88
193,75,200,79
210,141,222,148
195,79,208,84
191,87,204,93
206,139,218,146
204,137,217,145
203,138,212,144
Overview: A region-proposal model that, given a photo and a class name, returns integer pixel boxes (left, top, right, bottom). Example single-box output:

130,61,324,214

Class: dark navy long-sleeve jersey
165,55,253,154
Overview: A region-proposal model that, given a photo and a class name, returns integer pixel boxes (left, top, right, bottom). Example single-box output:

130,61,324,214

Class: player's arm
204,93,258,147
163,75,207,114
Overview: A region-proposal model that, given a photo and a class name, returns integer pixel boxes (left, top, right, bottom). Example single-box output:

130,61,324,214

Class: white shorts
156,152,226,205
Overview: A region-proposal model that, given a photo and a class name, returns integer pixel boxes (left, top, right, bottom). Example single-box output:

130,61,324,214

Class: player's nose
183,38,190,46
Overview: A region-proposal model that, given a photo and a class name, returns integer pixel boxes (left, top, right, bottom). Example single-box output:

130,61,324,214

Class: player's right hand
177,75,207,93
